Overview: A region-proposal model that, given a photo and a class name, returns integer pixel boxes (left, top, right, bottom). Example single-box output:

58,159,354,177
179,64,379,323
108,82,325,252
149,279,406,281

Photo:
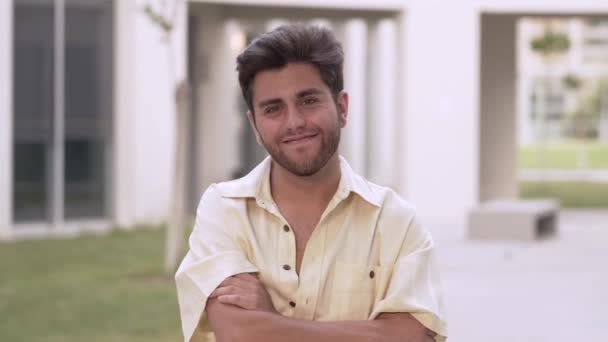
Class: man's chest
239,200,393,321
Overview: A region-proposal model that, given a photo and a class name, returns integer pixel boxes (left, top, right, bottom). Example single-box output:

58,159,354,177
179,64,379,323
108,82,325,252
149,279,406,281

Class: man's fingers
211,273,264,299
210,285,239,298
217,294,253,310
224,274,262,289
233,272,259,282
218,276,252,290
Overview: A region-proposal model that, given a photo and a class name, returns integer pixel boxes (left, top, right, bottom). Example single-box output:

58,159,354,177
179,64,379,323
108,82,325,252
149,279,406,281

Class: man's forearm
207,299,425,342
238,311,382,342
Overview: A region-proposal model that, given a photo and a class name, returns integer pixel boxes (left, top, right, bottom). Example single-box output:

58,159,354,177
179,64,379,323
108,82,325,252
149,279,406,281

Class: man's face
247,62,348,177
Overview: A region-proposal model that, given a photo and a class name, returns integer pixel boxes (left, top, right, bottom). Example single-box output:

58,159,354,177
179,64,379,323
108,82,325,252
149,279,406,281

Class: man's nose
285,104,306,130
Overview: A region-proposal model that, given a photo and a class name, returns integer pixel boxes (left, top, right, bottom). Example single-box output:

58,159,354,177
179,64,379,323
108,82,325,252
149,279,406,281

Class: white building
2,0,608,240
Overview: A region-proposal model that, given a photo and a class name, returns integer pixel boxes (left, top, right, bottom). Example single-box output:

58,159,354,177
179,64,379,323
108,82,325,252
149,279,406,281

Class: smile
283,133,318,144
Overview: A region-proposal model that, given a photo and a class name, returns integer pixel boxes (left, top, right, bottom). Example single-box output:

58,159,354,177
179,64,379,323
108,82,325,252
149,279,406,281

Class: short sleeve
369,215,448,341
175,185,258,342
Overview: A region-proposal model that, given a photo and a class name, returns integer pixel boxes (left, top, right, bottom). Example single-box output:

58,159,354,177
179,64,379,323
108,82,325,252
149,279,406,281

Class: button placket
278,219,298,293
296,220,329,321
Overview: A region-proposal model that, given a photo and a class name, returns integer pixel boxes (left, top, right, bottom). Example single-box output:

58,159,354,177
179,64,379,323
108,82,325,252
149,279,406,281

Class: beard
260,123,341,177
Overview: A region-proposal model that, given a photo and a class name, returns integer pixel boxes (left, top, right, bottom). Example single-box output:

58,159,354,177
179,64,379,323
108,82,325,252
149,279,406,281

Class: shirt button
369,270,375,279
289,301,296,308
283,264,291,271
283,225,290,232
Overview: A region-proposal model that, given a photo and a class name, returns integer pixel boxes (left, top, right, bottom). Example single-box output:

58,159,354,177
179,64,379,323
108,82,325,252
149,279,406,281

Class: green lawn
519,181,608,208
519,141,608,169
0,228,183,342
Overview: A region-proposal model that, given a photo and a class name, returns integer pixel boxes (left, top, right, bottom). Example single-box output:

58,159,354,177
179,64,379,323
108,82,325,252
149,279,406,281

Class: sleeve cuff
175,252,259,341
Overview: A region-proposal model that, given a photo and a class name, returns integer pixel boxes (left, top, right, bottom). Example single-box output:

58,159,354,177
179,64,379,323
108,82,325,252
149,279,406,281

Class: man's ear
246,110,263,145
337,91,349,128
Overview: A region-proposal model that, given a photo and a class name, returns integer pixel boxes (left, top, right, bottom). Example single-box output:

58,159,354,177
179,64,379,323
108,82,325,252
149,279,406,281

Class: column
479,14,518,202
113,0,136,227
403,2,480,225
198,16,244,187
339,18,368,175
367,18,397,186
0,0,13,238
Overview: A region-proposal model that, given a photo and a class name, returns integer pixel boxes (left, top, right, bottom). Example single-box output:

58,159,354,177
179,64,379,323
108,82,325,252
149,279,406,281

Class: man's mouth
283,133,318,144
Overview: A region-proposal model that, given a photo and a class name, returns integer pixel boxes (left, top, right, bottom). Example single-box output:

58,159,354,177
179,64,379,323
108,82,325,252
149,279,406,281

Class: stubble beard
261,124,341,177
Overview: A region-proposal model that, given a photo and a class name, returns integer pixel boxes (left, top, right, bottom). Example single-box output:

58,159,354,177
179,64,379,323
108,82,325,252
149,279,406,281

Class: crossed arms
205,273,437,342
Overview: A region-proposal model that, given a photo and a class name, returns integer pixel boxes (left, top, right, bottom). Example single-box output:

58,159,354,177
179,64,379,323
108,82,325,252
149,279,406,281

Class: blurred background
1,0,607,341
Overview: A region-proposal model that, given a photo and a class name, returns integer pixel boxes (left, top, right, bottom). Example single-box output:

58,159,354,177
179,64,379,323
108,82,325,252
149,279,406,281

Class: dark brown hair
236,23,344,114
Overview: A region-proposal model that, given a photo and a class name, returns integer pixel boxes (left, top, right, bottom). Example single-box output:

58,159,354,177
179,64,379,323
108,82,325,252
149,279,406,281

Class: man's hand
209,273,277,313
207,274,439,342
377,312,437,342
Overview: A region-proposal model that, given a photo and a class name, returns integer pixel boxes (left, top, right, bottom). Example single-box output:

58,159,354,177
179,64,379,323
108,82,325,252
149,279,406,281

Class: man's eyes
263,105,280,114
261,97,320,114
301,97,319,105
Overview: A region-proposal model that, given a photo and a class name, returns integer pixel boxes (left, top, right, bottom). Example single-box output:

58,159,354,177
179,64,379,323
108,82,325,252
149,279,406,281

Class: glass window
64,0,113,219
12,0,113,223
13,0,55,222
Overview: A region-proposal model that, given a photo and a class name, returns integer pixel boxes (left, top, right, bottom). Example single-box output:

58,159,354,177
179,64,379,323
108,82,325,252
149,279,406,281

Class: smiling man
175,24,447,342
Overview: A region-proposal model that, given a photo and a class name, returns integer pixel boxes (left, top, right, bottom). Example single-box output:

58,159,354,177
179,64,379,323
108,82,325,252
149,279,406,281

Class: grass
0,228,183,342
519,181,608,208
518,141,608,169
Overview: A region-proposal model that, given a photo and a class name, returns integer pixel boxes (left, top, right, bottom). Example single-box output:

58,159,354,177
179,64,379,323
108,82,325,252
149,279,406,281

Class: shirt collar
216,155,382,207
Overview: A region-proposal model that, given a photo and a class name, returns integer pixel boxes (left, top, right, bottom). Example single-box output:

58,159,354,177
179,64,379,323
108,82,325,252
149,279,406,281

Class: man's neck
269,154,341,208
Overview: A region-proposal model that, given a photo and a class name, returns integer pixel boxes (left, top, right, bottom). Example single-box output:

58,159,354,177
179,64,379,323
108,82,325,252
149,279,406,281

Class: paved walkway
428,210,608,342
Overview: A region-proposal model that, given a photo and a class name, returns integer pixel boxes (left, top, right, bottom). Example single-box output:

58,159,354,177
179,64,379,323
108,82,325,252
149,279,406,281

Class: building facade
2,0,608,240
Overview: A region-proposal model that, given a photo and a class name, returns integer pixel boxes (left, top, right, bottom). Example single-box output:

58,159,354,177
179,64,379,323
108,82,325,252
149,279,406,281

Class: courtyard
1,211,606,341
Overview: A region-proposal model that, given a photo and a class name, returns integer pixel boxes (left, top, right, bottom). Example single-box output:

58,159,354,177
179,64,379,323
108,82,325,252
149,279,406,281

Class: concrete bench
468,199,559,241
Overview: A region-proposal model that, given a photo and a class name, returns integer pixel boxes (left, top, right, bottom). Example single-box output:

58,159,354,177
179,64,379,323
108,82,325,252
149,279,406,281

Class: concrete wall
479,14,518,202
137,0,185,224
403,1,480,225
112,0,136,227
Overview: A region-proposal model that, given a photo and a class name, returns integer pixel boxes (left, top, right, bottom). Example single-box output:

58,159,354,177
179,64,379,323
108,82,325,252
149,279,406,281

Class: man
176,24,447,342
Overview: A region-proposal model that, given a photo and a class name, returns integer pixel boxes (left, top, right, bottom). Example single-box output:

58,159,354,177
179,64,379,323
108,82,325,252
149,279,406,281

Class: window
13,0,113,223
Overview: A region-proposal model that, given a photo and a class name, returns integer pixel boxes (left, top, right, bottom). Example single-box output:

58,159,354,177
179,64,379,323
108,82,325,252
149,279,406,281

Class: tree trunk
165,81,190,274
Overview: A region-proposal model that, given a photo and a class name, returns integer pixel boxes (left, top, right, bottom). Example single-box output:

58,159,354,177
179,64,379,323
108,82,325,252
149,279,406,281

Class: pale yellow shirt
176,156,447,342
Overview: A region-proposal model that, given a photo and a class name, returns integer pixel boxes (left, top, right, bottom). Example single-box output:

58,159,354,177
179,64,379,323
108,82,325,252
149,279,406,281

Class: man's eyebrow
296,88,324,98
257,88,324,108
257,98,283,108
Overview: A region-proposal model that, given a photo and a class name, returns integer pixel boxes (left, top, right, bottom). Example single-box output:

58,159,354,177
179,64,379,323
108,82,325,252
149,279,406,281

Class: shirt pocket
329,261,388,321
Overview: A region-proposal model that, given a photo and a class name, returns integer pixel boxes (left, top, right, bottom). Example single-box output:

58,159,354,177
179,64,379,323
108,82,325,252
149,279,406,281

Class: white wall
112,0,136,228
130,0,187,225
0,0,13,238
402,1,480,226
